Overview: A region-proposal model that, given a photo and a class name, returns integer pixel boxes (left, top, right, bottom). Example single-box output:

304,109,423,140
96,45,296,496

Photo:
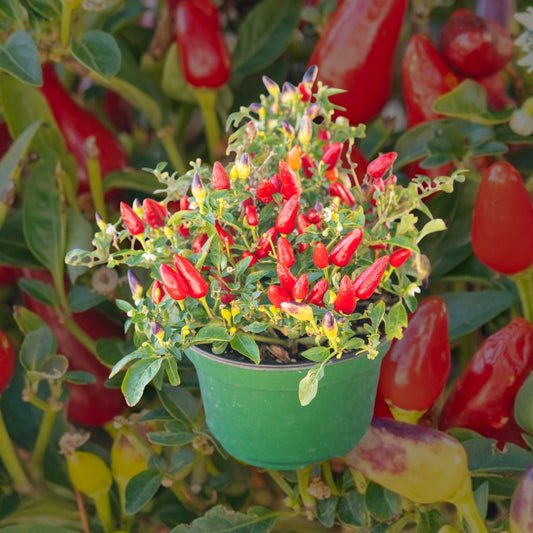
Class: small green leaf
19,326,57,372
169,449,196,475
164,357,180,386
515,372,533,434
65,208,93,284
433,80,514,125
161,43,196,104
157,383,199,425
463,437,533,473
33,354,68,380
232,0,303,78
13,305,46,334
124,469,164,515
67,285,107,312
300,346,330,363
230,333,260,364
63,370,96,385
71,30,121,79
316,496,339,529
17,278,59,307
146,430,195,447
416,219,447,243
337,489,366,527
365,483,402,521
298,362,325,406
121,357,163,406
193,325,230,343
384,302,408,341
0,31,42,85
102,169,160,194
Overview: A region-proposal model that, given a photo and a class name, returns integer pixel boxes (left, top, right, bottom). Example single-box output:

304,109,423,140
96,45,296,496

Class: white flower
405,284,421,298
142,252,156,262
322,207,332,222
515,8,533,31
515,9,533,73
510,109,533,136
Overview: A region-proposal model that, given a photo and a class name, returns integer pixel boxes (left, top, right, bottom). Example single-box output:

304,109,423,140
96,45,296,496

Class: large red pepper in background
20,269,126,426
39,64,129,196
471,161,533,275
378,296,451,423
307,0,408,125
439,318,533,448
173,0,231,89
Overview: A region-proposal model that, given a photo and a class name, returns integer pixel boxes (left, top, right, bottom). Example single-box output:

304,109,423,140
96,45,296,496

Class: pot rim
186,338,389,371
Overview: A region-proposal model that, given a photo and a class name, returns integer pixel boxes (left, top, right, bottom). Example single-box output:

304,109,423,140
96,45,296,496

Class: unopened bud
281,301,314,322
322,311,338,339
127,270,143,302
262,75,280,98
191,172,206,204
298,115,313,146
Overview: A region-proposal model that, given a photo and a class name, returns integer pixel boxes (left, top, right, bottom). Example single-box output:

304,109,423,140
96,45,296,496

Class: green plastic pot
185,341,390,470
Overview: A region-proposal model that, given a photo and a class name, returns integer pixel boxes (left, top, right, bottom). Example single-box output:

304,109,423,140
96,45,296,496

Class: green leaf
337,489,366,527
424,124,465,167
473,482,489,524
102,169,160,195
63,370,96,385
463,437,533,473
0,527,80,533
169,449,196,475
316,496,339,529
416,219,447,243
65,208,93,284
0,212,41,267
365,483,402,522
157,383,199,425
124,469,164,516
164,357,180,386
13,305,46,334
416,509,448,533
22,154,66,279
67,285,107,312
146,430,195,447
384,301,408,340
298,362,325,406
71,30,121,79
193,325,230,344
300,346,330,363
161,43,196,104
232,0,303,78
438,290,517,340
34,354,68,380
230,333,260,364
0,0,27,21
121,357,163,406
0,31,42,85
19,326,57,372
17,278,59,307
24,0,61,19
515,372,533,434
433,80,514,125
170,505,279,533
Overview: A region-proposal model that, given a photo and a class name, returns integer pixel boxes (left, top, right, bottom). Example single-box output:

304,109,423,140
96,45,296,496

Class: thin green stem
159,128,187,175
266,469,294,499
320,461,339,496
94,492,114,533
251,334,292,347
60,2,74,48
0,403,32,494
385,512,417,533
296,466,315,510
62,316,98,356
29,407,58,480
194,88,222,162
455,493,489,533
87,152,107,221
511,269,533,324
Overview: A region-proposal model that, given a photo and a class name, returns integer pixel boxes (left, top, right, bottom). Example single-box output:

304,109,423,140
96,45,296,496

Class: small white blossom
142,252,156,262
510,109,533,136
516,8,533,31
515,9,533,73
336,224,343,232
323,207,332,222
405,284,421,298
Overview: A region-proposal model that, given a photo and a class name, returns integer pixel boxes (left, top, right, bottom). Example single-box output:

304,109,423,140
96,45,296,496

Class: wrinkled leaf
71,30,121,79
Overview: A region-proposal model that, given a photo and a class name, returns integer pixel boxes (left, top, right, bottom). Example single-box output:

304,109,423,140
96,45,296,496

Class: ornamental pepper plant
67,68,462,406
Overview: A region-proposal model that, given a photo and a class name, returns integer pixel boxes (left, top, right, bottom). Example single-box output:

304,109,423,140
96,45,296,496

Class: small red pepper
268,285,291,309
174,0,231,89
256,178,278,204
334,275,357,315
321,141,343,170
306,278,329,307
159,264,189,301
471,161,533,275
305,207,322,225
276,236,295,268
275,195,299,235
329,181,355,207
0,328,16,394
352,255,389,300
142,198,167,229
329,228,363,267
120,202,144,235
255,227,277,259
378,296,450,419
277,263,297,295
212,161,231,190
296,214,311,252
192,233,208,254
241,251,258,266
151,280,165,304
439,317,533,448
172,255,210,298
313,242,329,269
389,248,412,268
215,221,234,247
366,152,397,179
278,160,302,200
245,204,258,227
292,273,309,302
301,154,317,179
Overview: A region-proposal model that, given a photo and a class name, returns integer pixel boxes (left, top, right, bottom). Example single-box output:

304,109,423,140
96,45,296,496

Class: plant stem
158,127,187,175
94,492,114,533
320,461,339,496
0,403,32,494
297,466,315,510
251,334,291,347
193,88,221,162
511,269,533,324
454,491,489,533
60,1,75,48
266,469,294,499
87,149,107,221
74,489,91,533
29,406,58,480
63,316,98,356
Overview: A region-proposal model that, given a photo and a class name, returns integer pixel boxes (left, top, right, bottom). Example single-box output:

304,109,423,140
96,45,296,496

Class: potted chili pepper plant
67,67,463,469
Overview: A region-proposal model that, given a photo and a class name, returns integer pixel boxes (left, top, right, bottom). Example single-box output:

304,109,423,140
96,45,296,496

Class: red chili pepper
0,328,16,394
245,204,258,227
378,296,450,417
151,280,165,304
255,227,277,259
352,255,389,300
256,178,278,204
275,195,299,235
192,233,208,254
306,278,329,307
173,0,231,89
292,273,309,302
471,161,533,275
330,228,364,267
301,154,317,179
305,208,322,225
308,0,408,125
366,152,397,179
389,248,412,268
439,317,533,448
267,285,291,309
296,214,311,252
325,167,339,183
321,141,343,170
439,9,514,78
120,202,144,235
342,144,368,185
313,242,329,269
172,254,210,298
241,251,258,266
276,263,297,295
159,264,189,301
276,236,295,268
334,275,357,315
212,161,231,190
215,221,234,247
40,65,128,195
329,181,355,207
278,160,302,200
142,198,167,229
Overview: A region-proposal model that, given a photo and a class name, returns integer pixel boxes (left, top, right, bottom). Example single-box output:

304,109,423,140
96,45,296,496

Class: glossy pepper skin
330,228,363,267
172,255,210,298
174,0,231,89
471,161,533,275
378,297,451,418
439,318,533,448
510,465,533,533
308,0,408,125
40,65,128,195
0,328,16,393
352,255,389,300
